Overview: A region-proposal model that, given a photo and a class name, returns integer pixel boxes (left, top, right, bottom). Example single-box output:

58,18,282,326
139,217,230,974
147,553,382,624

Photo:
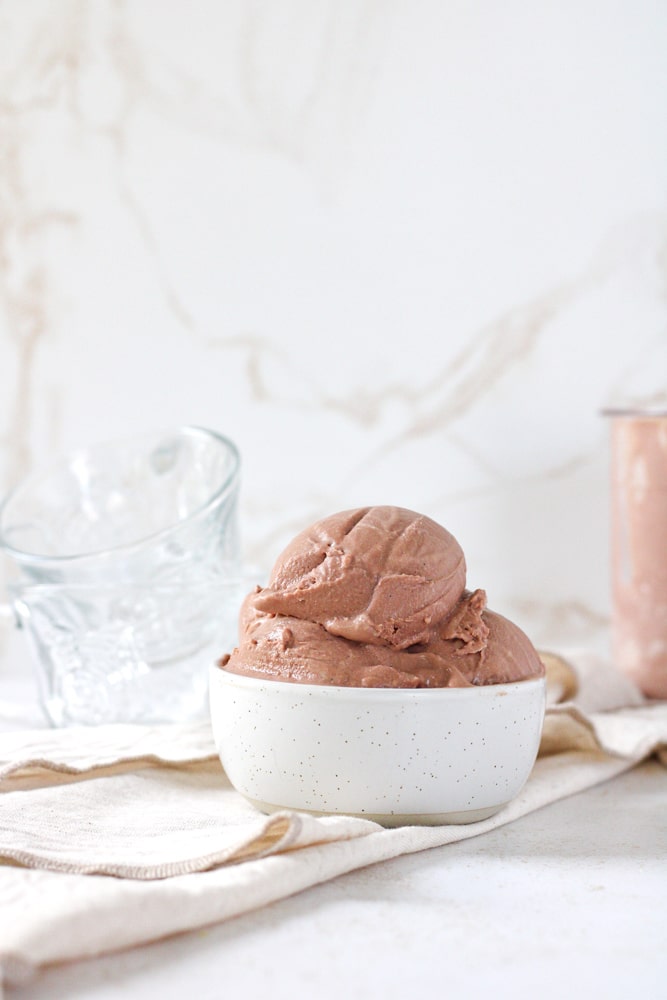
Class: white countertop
8,759,666,1000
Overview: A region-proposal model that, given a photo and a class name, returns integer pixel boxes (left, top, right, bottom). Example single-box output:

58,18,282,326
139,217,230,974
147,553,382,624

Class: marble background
1,0,666,693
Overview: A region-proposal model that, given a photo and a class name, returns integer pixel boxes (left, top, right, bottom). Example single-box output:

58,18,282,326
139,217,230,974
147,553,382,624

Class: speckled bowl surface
209,666,547,827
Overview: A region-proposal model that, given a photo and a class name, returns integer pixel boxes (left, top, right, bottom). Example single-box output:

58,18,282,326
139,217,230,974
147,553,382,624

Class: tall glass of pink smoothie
606,409,667,699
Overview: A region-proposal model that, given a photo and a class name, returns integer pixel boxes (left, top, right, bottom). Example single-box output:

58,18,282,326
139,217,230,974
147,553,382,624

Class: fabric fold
0,720,216,783
0,652,665,988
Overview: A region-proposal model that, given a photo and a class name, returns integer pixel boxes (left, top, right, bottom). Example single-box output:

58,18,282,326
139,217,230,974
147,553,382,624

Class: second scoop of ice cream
222,506,544,688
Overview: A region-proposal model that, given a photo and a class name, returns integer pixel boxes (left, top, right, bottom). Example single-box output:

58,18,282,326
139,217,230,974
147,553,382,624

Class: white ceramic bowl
209,666,546,826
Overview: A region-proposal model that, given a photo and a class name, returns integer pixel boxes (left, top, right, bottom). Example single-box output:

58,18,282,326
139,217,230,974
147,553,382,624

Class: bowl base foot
245,796,507,827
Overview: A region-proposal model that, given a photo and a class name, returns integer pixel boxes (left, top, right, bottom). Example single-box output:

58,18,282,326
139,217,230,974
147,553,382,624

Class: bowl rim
209,663,546,701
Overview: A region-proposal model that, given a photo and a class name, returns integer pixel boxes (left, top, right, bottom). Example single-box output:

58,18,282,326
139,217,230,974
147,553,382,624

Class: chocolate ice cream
221,506,544,688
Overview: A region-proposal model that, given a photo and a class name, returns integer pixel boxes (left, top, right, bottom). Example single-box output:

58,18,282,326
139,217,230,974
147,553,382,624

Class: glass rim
0,425,240,566
8,572,260,599
601,407,667,418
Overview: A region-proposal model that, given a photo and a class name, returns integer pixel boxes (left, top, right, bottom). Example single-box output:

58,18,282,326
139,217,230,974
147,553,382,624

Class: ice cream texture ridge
220,506,545,688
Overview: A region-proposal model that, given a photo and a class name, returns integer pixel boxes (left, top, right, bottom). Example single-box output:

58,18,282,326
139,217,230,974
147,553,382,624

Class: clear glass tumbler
605,409,667,699
0,426,243,725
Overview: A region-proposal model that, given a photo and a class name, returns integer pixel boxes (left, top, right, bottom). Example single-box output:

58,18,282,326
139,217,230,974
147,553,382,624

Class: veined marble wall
1,0,666,665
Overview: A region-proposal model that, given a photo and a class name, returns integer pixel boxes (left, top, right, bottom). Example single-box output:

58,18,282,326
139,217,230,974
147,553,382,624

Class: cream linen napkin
0,653,665,990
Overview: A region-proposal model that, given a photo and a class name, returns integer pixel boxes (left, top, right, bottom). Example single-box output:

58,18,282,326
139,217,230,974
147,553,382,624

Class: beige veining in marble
0,0,666,658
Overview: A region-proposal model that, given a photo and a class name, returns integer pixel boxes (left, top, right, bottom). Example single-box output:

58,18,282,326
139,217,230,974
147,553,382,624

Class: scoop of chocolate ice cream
253,506,466,650
221,506,544,689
